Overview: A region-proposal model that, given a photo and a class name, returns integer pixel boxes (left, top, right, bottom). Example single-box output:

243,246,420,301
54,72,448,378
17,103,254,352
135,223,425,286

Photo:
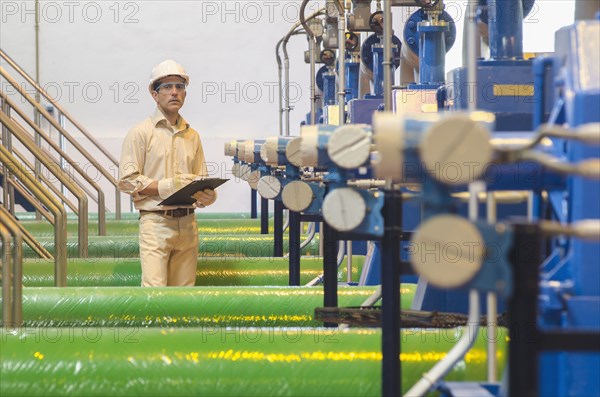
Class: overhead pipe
281,7,326,135
300,0,319,125
276,30,305,136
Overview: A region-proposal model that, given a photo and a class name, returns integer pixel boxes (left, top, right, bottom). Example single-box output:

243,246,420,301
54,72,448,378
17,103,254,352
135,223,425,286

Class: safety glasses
156,83,186,93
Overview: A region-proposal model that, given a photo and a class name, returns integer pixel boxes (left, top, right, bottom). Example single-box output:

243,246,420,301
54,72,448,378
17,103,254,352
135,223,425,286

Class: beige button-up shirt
118,108,207,211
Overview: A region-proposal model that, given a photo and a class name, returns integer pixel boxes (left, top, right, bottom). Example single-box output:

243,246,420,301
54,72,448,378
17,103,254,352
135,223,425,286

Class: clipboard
159,178,229,206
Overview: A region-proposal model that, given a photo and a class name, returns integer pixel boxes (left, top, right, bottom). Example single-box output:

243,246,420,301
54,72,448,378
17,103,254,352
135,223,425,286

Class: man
118,59,216,287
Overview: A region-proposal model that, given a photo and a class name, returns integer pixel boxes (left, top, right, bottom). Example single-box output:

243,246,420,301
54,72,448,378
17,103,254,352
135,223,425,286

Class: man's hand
192,189,217,208
157,174,197,199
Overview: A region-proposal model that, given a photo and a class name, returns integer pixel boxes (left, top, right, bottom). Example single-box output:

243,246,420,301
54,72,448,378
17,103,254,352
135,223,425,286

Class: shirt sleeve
118,128,153,201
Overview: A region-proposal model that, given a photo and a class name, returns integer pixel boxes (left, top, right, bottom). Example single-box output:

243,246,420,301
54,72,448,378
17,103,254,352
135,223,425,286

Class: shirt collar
151,108,190,131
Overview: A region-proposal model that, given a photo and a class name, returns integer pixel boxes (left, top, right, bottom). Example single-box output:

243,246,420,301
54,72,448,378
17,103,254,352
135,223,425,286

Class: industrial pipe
0,286,412,328
21,219,278,237
20,257,365,287
20,235,321,259
0,327,507,396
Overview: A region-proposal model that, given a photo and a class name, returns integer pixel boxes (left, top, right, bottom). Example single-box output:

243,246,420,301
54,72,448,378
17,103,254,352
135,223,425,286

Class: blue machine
346,33,401,125
403,7,456,89
446,0,551,131
535,17,600,397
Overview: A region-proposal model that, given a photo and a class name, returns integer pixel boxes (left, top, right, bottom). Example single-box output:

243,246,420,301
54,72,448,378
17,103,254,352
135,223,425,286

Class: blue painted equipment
361,33,401,98
446,0,548,131
535,18,600,397
403,7,456,87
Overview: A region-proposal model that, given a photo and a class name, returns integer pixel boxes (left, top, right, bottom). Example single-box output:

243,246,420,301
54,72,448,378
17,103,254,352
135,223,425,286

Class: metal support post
508,222,541,396
250,188,258,219
288,210,301,285
261,198,269,234
322,221,338,327
381,189,402,396
273,200,284,257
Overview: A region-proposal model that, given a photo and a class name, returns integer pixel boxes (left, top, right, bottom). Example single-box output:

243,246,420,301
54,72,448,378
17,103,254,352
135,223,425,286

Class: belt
140,208,195,218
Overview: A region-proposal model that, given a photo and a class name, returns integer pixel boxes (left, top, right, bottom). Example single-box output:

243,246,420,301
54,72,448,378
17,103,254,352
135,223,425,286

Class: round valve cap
247,170,261,190
327,125,372,169
322,188,367,232
420,113,493,185
286,136,304,167
257,176,282,200
282,181,314,212
239,164,252,181
410,214,484,288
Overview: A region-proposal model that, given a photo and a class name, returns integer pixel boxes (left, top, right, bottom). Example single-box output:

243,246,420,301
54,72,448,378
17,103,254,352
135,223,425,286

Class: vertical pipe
324,72,337,105
527,191,535,222
309,38,317,125
274,200,284,257
373,47,385,97
261,198,269,234
381,189,401,396
283,40,291,136
418,26,448,85
488,0,524,60
345,61,360,101
277,39,284,136
346,241,353,283
466,0,478,111
508,223,541,396
338,2,346,125
383,0,393,111
486,192,498,383
289,210,301,286
322,222,338,327
319,222,324,257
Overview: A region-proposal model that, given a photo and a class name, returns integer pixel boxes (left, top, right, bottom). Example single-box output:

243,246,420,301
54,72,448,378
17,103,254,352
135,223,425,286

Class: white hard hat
148,59,190,93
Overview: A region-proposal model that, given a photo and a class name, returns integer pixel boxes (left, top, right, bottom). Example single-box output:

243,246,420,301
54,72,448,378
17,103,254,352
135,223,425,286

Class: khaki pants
139,212,198,286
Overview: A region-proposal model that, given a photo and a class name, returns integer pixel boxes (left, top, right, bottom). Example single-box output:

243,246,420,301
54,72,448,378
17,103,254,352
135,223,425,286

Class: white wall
0,0,575,214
